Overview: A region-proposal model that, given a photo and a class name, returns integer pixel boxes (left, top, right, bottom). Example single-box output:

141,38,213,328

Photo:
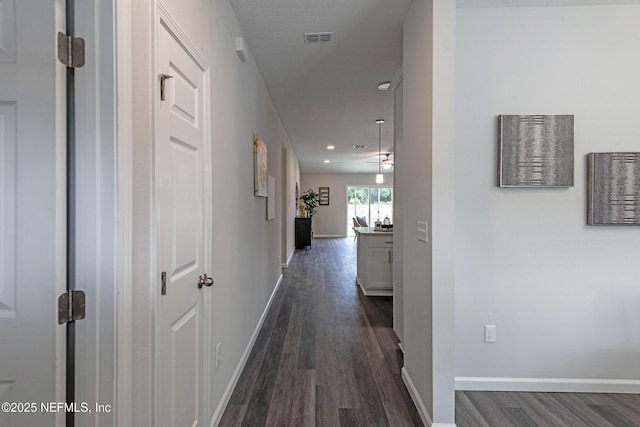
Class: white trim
312,234,347,239
210,274,284,426
455,377,640,394
115,0,134,425
158,2,209,69
357,283,393,296
54,4,67,426
151,2,161,423
402,367,433,427
286,249,294,267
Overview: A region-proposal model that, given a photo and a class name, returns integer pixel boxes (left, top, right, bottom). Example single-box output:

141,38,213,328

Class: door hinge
58,290,86,325
57,32,85,68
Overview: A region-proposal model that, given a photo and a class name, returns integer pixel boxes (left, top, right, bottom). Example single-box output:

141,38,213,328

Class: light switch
417,221,428,243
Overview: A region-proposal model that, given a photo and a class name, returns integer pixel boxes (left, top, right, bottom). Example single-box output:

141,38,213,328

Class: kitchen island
353,227,393,296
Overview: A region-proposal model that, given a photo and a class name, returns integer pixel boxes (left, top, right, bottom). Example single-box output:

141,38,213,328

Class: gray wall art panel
499,115,574,187
588,152,640,225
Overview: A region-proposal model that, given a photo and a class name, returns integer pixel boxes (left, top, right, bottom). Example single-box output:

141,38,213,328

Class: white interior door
0,0,64,425
156,14,211,427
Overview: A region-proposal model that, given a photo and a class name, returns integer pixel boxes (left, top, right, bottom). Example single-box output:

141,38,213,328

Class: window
347,186,393,235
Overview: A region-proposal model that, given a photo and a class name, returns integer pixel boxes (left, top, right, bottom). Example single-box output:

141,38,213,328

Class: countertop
353,226,394,235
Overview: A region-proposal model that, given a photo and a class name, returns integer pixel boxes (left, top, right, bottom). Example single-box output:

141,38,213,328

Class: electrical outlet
484,325,497,343
216,342,222,367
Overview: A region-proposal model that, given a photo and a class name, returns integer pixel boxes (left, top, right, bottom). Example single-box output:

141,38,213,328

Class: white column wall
401,0,456,425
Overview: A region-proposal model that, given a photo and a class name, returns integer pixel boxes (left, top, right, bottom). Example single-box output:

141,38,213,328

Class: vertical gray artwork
499,115,574,187
588,152,640,225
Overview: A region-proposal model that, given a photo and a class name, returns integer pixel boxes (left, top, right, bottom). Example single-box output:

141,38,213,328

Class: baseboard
210,274,284,425
455,377,640,394
402,367,433,427
286,249,294,268
312,234,347,238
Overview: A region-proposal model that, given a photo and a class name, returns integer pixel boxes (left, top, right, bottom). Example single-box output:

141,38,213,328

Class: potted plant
299,189,319,217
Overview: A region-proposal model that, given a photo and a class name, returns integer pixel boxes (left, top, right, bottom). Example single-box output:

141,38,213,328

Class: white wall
393,80,405,345
130,0,300,424
455,5,640,392
284,148,301,265
402,0,456,425
300,173,394,237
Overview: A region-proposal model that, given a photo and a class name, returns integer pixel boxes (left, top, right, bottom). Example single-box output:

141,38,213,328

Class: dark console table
295,217,312,249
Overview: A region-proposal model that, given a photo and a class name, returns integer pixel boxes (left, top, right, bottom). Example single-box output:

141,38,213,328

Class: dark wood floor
220,237,640,427
219,238,423,427
457,390,640,427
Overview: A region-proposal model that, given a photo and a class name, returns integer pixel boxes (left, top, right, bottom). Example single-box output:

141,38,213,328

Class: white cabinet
355,228,393,296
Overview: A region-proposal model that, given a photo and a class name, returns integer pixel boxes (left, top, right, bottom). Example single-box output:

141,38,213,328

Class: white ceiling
230,0,640,174
230,0,411,174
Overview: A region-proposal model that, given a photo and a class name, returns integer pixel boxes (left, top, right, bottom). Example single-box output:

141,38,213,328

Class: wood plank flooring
220,237,640,427
456,391,640,427
219,238,423,427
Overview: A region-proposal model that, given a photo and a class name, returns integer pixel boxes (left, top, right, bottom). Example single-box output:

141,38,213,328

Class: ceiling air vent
304,32,334,44
354,145,367,149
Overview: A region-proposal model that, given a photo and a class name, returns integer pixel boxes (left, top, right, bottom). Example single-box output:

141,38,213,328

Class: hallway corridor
219,238,423,426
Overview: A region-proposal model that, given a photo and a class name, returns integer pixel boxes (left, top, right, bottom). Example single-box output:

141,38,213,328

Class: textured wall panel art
588,152,640,225
498,115,574,187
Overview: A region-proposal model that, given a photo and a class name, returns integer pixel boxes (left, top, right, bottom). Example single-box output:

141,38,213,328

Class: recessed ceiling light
324,160,330,163
326,145,335,150
378,82,391,91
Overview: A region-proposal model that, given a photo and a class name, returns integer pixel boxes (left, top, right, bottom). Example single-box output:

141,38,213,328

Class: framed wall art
498,114,574,187
319,186,330,205
587,152,640,225
254,135,268,197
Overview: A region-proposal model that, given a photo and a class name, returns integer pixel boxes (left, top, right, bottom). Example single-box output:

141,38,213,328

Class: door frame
70,0,135,425
152,2,213,423
115,0,134,425
52,0,136,424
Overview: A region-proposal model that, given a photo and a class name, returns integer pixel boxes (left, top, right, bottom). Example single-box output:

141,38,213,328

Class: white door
156,15,211,427
0,1,64,426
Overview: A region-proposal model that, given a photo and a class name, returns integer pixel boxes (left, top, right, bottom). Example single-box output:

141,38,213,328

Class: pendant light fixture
375,119,384,184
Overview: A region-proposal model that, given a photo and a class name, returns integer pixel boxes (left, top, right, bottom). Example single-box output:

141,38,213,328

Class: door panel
157,18,209,427
369,247,392,289
171,141,199,275
0,0,61,425
0,103,16,319
170,305,199,427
